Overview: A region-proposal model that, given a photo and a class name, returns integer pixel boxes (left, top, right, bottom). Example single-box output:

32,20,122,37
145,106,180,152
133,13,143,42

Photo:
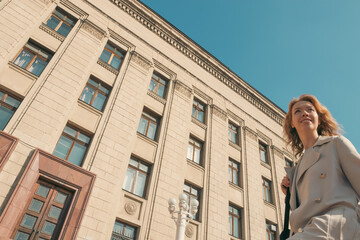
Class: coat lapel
296,136,334,184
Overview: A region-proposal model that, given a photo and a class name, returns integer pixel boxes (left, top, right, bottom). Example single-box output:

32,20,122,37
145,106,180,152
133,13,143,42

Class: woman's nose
302,111,309,116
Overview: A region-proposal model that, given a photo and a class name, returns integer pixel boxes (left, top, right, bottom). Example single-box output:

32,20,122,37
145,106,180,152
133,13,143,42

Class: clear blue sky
141,0,360,151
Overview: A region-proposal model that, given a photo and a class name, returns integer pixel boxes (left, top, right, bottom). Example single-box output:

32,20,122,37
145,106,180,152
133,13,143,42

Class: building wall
0,0,293,239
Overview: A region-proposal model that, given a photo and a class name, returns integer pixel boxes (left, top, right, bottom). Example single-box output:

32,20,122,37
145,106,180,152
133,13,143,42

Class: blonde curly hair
283,94,340,157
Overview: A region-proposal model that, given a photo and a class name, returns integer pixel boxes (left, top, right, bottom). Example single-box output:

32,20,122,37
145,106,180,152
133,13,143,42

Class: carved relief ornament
174,80,192,99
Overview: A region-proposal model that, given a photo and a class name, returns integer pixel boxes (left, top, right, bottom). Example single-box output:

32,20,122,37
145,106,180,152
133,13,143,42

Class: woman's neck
300,132,319,150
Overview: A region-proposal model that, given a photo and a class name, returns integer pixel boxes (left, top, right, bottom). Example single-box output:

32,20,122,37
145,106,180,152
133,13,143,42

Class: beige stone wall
0,0,293,239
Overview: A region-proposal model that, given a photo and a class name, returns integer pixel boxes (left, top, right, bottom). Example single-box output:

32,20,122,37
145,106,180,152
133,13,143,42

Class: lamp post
168,193,199,240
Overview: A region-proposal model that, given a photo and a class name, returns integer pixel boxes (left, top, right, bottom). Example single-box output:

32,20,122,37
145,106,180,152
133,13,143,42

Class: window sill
229,182,243,192
260,161,271,170
229,141,241,151
147,90,166,105
39,23,65,42
191,117,207,130
229,234,242,240
264,200,276,209
8,61,38,80
123,189,147,201
97,59,119,75
187,159,205,171
136,132,158,146
77,99,103,115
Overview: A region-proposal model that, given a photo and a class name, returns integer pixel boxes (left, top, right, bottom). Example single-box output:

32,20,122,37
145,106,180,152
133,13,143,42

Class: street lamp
168,193,199,240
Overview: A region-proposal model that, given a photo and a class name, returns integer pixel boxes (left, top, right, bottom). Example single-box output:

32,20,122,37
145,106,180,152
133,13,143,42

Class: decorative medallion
124,201,137,215
185,225,194,238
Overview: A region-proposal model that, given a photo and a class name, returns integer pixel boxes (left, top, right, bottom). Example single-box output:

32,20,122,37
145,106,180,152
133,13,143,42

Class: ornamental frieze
110,0,285,126
130,52,152,71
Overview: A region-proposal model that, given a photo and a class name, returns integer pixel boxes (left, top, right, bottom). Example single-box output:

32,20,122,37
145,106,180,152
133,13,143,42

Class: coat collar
287,135,334,210
313,135,334,148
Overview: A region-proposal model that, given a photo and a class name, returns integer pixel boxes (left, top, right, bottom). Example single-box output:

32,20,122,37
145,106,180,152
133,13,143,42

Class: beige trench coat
285,135,360,239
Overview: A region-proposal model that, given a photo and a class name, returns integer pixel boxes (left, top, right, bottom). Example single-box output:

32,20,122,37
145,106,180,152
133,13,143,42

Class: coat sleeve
335,135,360,196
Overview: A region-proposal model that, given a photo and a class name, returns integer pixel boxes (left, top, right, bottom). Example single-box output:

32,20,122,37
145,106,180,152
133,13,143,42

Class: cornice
130,51,153,71
39,23,65,42
242,126,258,141
81,20,106,40
109,0,285,126
60,0,88,18
271,145,284,159
211,104,227,121
174,80,192,99
108,28,135,50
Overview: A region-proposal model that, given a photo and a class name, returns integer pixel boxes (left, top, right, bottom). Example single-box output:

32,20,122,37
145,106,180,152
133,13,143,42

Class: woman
281,94,360,239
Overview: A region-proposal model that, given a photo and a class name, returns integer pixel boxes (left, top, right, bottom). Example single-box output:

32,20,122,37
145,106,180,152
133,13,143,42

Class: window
266,221,277,240
99,42,125,70
0,90,20,130
12,180,72,240
45,8,76,37
13,41,53,77
111,221,137,240
79,77,110,111
229,204,241,238
259,142,269,164
192,99,205,123
187,138,202,165
183,183,201,221
285,158,293,168
228,158,240,186
148,72,168,98
123,157,150,198
262,178,272,204
137,111,159,141
53,125,91,166
228,122,239,144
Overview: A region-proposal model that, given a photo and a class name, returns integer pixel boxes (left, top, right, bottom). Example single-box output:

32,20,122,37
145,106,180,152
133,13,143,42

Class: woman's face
291,100,319,136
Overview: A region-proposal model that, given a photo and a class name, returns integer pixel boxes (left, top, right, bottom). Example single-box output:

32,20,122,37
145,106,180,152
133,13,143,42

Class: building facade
0,0,293,239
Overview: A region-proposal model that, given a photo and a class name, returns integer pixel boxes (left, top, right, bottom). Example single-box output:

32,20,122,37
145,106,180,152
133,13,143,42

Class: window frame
53,125,91,166
148,72,168,98
137,111,160,141
187,137,203,165
259,142,269,164
44,7,76,37
228,158,241,187
11,179,73,240
12,41,53,77
111,220,137,240
123,157,151,198
183,182,201,221
229,204,241,238
192,98,205,123
99,42,125,70
0,149,96,239
262,178,273,204
228,121,239,145
285,158,293,168
266,221,277,240
79,77,111,111
0,90,21,130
